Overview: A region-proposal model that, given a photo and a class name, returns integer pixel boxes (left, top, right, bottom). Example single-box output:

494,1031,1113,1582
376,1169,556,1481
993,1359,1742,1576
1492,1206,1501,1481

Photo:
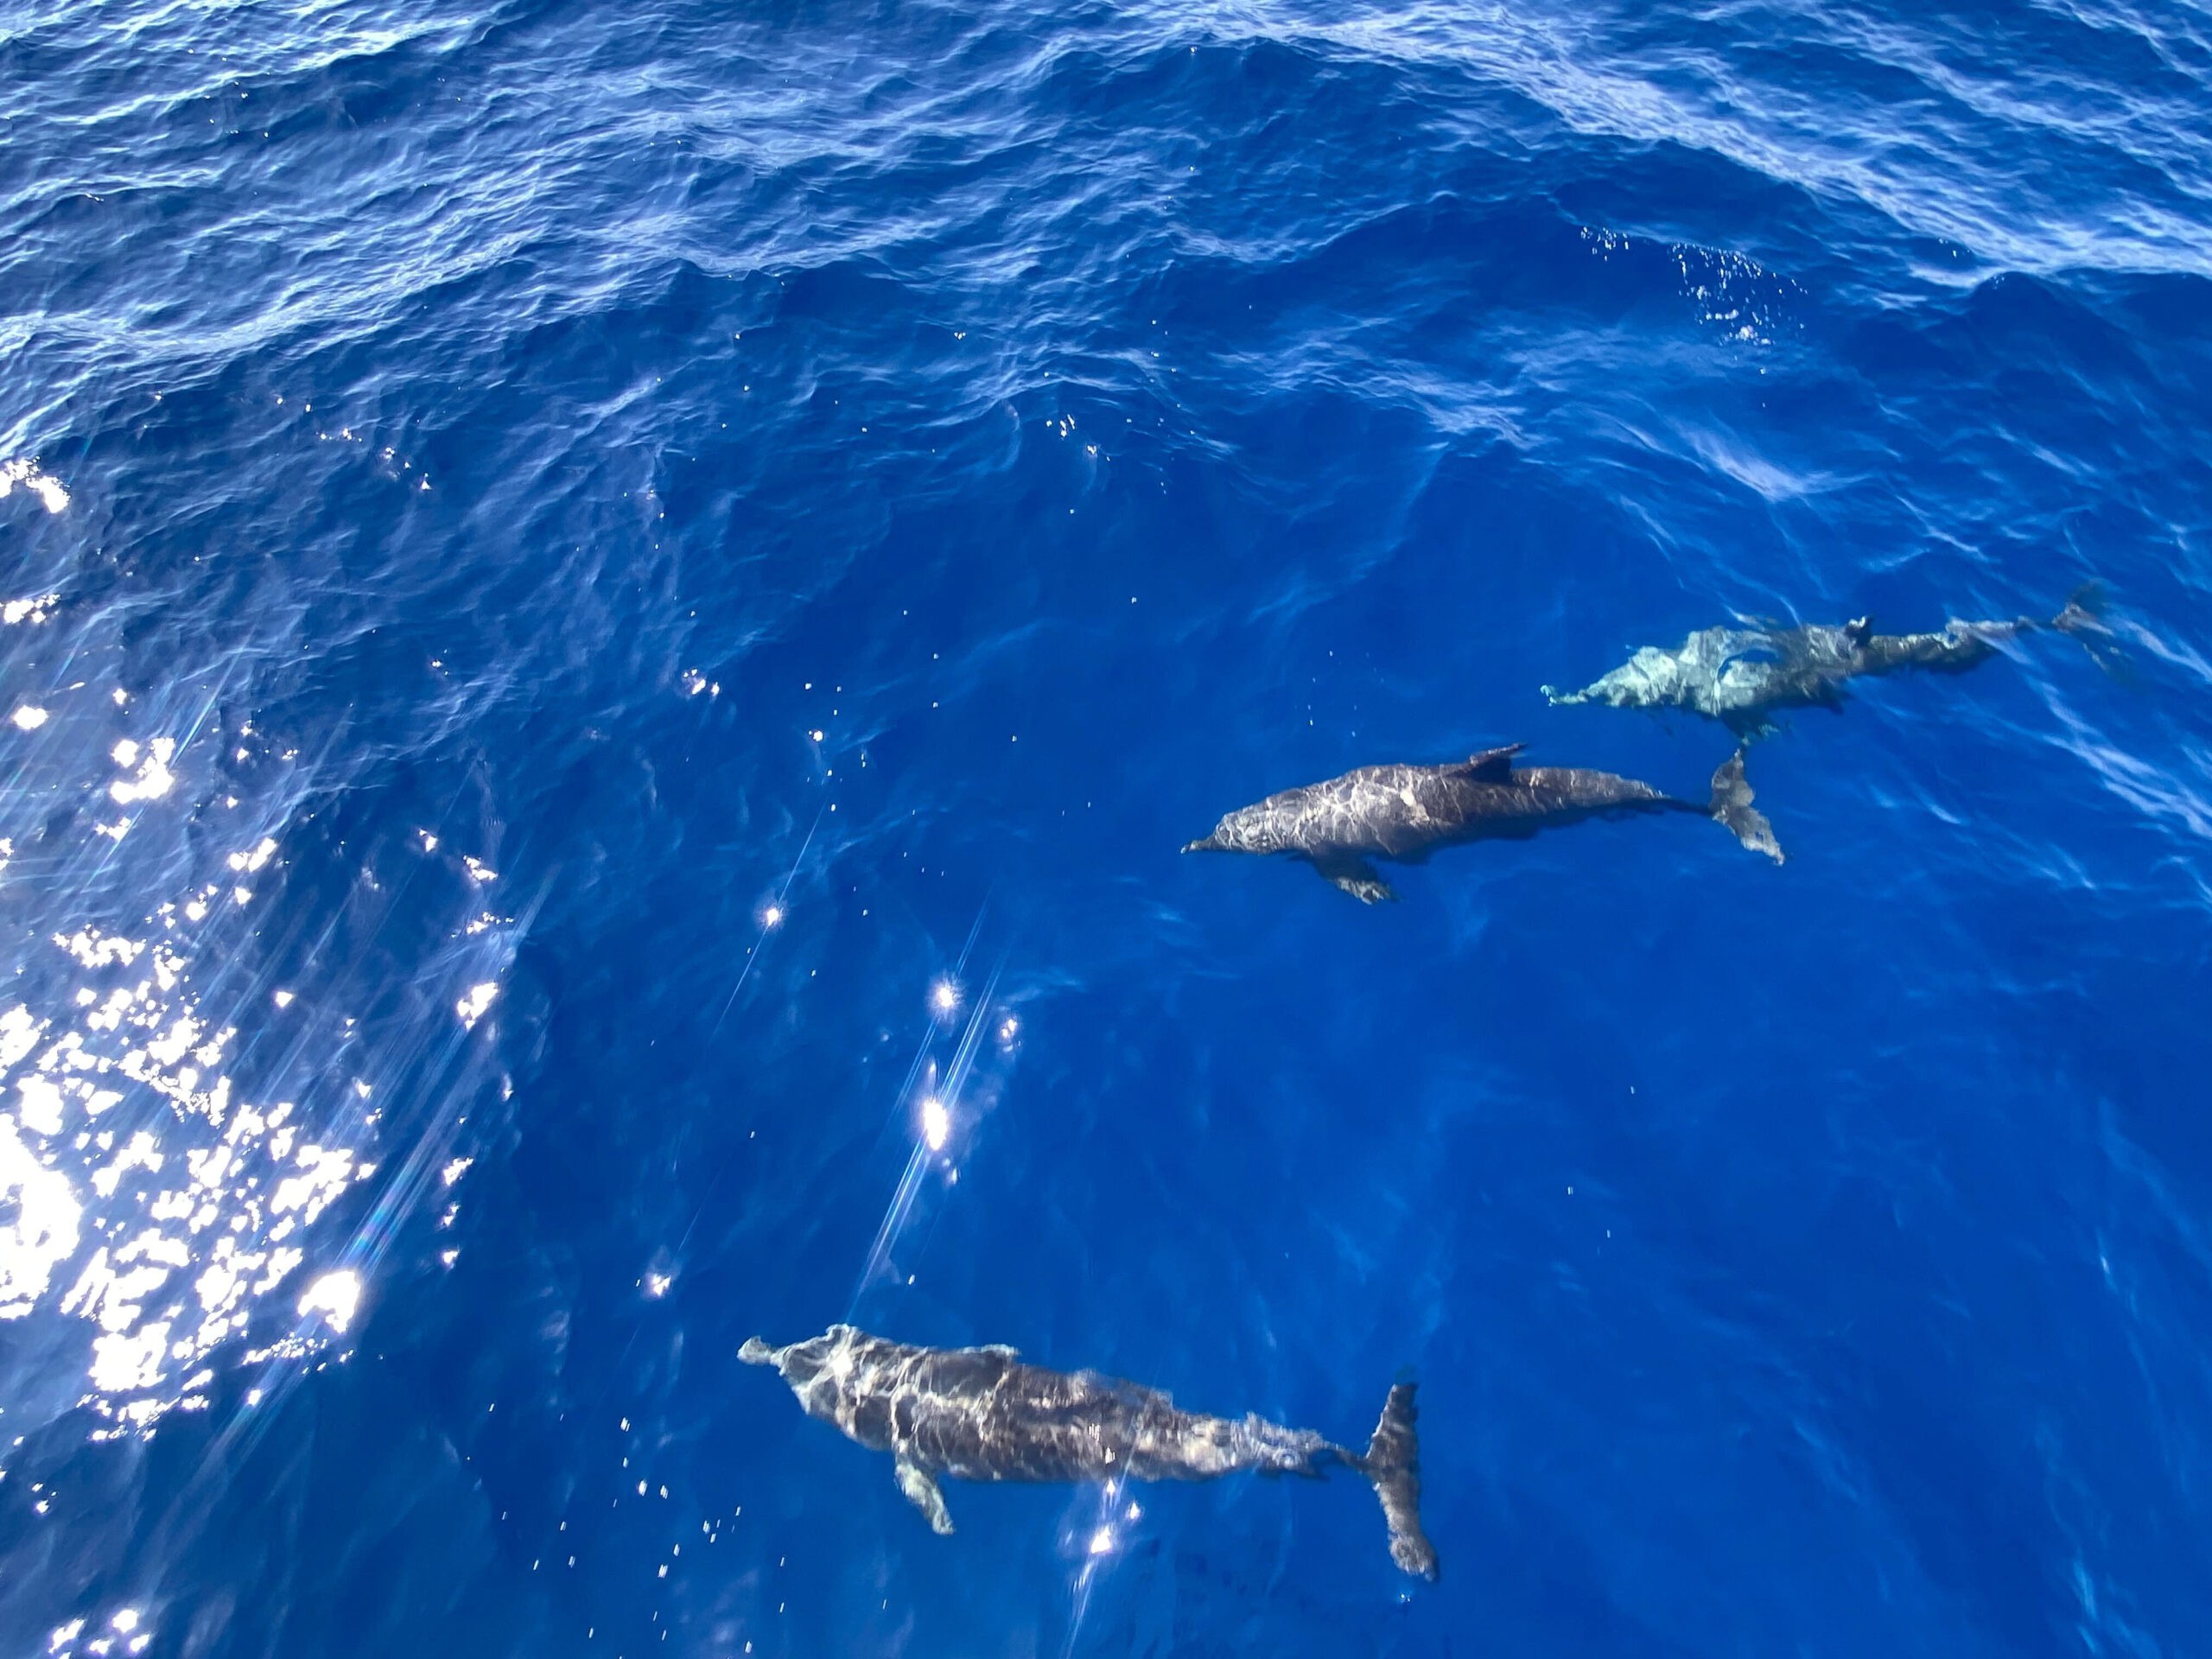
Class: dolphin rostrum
740,1324,1439,1580
1543,588,2111,737
1181,742,1780,902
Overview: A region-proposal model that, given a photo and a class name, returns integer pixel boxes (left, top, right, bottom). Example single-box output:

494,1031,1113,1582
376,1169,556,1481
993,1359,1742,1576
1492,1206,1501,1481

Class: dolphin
741,1324,1439,1580
1543,588,2111,737
1181,742,1780,902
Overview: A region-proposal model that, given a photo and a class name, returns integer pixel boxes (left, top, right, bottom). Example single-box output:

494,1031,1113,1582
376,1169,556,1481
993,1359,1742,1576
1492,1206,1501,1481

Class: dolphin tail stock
1708,749,1784,864
1349,1382,1438,1580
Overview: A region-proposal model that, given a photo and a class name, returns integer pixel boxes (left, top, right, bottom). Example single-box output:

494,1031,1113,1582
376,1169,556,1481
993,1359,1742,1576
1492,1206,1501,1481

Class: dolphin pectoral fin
895,1457,955,1535
1708,749,1783,864
1314,855,1397,904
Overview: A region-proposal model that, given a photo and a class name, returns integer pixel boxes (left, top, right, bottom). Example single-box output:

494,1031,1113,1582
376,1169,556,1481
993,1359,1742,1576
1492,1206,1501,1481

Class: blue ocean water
3,0,2210,1653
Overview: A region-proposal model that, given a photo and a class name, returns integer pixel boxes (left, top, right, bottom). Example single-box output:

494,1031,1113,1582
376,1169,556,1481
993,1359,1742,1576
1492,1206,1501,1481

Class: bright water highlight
3,1,2209,1654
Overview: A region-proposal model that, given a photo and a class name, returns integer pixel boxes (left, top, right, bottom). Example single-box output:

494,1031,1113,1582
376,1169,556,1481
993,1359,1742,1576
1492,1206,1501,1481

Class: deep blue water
3,1,2211,1654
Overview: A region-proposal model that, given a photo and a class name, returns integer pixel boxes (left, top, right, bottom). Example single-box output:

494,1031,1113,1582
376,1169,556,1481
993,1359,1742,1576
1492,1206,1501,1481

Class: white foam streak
2049,704,2212,846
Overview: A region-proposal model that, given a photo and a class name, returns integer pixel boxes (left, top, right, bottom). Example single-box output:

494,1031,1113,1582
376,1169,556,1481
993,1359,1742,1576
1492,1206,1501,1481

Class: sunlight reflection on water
852,943,1018,1307
0,579,520,1448
0,868,378,1436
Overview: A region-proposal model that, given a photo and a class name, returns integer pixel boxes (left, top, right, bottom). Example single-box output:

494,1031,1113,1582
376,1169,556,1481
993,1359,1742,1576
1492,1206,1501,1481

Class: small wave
1581,227,1806,347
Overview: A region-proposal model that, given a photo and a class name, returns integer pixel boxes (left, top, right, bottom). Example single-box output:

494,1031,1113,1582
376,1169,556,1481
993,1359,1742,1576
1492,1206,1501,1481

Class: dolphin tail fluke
2053,580,2108,636
1355,1382,1438,1580
1708,749,1783,864
2053,580,2129,677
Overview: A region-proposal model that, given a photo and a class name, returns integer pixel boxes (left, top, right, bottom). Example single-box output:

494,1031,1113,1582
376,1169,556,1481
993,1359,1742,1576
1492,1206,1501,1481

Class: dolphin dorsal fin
1844,617,1874,648
1458,743,1525,782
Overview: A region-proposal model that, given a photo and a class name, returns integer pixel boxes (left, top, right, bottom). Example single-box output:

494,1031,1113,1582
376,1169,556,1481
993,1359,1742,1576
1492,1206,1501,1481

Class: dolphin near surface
741,1324,1440,1580
1182,742,1781,902
1542,588,2112,737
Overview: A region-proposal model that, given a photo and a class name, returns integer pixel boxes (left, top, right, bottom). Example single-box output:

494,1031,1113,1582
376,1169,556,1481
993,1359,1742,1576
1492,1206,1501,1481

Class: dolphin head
740,1324,856,1391
1184,806,1274,855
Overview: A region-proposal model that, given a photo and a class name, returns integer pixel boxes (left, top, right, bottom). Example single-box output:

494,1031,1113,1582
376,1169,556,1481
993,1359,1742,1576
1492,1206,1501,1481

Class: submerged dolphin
1181,742,1779,902
741,1324,1438,1580
1543,589,2110,737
